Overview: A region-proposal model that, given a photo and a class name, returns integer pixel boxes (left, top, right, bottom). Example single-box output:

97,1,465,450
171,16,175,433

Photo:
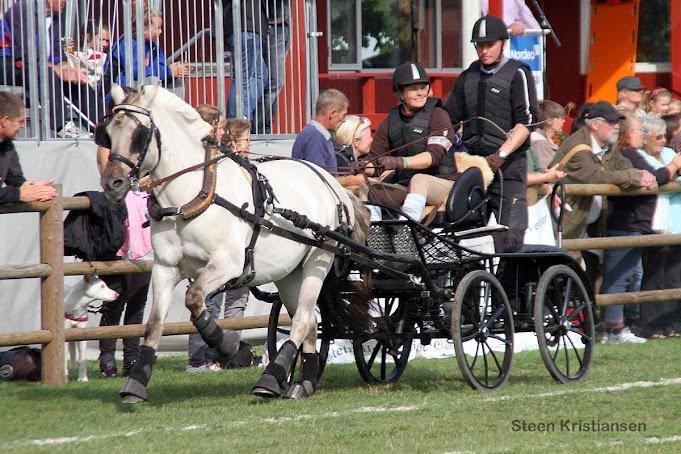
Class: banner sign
509,33,545,100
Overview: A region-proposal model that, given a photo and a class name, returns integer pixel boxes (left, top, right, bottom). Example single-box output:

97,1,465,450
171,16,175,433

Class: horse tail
346,189,370,246
319,190,373,334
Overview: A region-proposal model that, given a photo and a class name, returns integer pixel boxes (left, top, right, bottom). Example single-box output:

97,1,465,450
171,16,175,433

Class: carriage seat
426,167,489,231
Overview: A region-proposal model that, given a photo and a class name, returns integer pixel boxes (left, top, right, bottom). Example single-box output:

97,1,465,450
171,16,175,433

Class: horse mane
122,85,213,144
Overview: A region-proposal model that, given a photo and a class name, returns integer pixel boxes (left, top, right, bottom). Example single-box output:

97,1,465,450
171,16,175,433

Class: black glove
486,152,506,173
377,155,404,171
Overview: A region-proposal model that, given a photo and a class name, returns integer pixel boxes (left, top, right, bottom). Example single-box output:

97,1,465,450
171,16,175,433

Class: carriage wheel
451,270,514,391
534,265,595,383
353,296,413,384
266,298,329,385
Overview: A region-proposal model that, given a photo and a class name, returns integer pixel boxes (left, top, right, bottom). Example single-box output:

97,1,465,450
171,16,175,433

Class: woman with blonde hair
333,115,374,187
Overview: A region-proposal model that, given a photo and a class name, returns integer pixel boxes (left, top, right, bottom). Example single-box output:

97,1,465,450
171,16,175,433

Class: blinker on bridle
95,104,162,181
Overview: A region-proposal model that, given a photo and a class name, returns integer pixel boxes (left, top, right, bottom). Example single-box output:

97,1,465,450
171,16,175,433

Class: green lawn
1,339,681,453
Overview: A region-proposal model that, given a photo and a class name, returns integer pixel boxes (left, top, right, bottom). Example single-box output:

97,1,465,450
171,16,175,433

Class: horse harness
95,104,163,184
96,107,353,289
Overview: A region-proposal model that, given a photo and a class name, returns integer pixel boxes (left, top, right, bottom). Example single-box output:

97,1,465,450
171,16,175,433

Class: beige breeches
409,174,455,210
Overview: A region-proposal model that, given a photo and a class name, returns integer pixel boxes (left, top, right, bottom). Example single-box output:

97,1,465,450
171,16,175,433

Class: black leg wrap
118,346,156,402
287,353,319,399
192,310,239,362
127,345,156,387
252,340,299,398
273,340,299,372
300,353,319,384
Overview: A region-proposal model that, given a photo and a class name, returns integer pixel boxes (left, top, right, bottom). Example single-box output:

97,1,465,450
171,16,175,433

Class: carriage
100,85,594,402
265,169,595,391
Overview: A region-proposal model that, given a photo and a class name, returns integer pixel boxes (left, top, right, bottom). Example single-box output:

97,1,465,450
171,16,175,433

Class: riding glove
486,152,506,173
377,155,405,171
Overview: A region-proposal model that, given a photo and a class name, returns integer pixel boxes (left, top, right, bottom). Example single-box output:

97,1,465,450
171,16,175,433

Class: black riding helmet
471,15,509,43
392,61,430,92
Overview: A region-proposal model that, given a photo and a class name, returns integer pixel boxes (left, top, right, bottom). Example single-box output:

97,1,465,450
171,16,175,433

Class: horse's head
99,84,161,202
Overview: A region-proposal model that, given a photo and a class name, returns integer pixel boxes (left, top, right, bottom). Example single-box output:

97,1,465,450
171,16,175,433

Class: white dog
64,275,119,381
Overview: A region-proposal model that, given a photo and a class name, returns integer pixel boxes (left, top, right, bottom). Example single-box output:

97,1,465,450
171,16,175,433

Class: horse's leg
119,264,181,404
185,256,242,365
253,248,333,399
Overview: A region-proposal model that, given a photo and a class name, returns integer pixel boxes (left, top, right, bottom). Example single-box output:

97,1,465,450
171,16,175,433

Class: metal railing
0,0,317,141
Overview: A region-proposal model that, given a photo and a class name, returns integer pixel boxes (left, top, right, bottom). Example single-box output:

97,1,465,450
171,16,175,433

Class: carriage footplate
253,340,298,398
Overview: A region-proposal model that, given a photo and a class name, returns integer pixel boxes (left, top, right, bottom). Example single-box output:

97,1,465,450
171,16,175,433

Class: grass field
1,339,681,453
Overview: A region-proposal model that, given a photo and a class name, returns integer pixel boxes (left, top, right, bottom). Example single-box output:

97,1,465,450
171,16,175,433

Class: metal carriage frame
265,184,596,392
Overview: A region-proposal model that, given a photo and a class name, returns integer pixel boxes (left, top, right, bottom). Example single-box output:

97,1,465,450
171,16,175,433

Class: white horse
100,84,370,403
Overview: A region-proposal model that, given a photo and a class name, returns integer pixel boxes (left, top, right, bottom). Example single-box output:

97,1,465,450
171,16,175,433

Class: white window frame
327,0,464,72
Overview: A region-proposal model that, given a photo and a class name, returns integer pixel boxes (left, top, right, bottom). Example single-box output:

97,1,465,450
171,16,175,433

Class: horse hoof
121,394,146,404
286,381,315,399
252,373,283,398
118,377,148,403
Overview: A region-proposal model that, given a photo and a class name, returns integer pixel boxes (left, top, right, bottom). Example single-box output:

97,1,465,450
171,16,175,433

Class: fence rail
2,182,681,384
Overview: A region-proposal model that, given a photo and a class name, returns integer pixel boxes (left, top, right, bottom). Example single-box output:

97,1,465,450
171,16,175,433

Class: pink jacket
118,192,152,259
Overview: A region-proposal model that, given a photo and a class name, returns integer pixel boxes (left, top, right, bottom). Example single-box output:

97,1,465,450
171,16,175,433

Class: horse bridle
95,104,162,180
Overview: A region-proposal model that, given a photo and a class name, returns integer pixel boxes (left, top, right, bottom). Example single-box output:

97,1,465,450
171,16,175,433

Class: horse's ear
111,84,126,105
140,84,160,107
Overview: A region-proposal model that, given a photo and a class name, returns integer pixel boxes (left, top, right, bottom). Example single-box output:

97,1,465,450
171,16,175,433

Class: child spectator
645,87,672,117
64,21,110,89
108,8,189,89
222,117,253,155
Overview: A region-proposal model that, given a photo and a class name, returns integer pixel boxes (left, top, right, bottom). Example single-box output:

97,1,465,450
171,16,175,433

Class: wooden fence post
40,186,65,385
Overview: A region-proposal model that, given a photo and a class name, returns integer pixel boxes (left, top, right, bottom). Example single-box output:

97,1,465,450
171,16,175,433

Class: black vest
461,59,523,157
386,97,443,184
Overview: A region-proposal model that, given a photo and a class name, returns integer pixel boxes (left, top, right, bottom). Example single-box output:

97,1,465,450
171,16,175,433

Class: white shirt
589,134,606,160
480,0,541,30
587,133,605,225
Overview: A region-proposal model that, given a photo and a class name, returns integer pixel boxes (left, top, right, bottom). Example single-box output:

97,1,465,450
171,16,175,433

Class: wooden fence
0,188,288,385
1,183,680,384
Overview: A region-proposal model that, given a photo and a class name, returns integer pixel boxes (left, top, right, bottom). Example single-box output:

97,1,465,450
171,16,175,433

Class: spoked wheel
353,296,413,384
451,270,514,391
266,298,330,385
534,264,595,383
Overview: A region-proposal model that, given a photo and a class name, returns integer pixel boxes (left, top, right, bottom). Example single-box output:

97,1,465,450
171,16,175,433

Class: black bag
0,346,41,381
63,191,128,261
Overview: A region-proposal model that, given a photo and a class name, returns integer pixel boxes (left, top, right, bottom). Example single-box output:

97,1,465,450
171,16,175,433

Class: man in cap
445,15,538,252
363,61,457,220
616,76,646,117
548,101,655,243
